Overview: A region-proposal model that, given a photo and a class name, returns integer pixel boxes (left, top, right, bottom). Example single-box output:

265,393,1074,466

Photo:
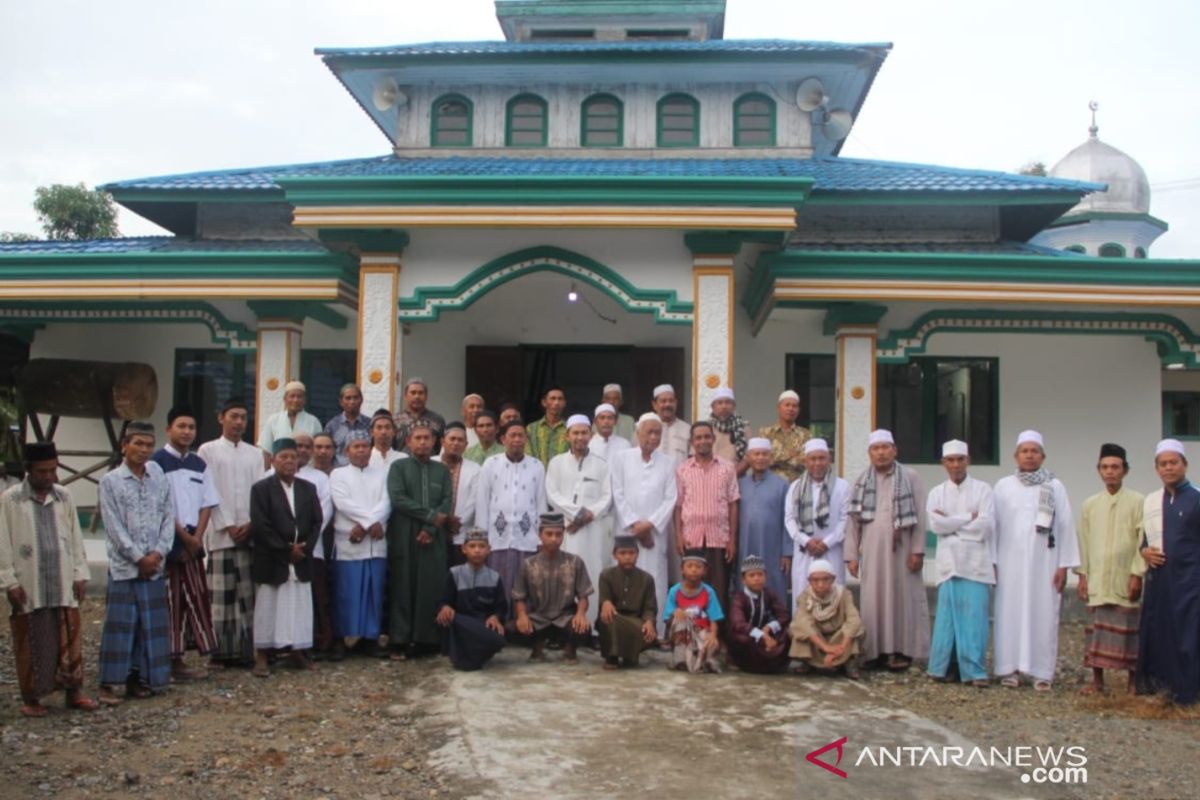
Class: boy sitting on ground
597,535,658,669
513,513,593,664
789,559,864,679
663,550,725,673
436,528,507,671
727,554,791,673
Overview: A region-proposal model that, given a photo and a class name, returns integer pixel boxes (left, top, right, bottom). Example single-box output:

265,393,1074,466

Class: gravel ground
1,606,1196,800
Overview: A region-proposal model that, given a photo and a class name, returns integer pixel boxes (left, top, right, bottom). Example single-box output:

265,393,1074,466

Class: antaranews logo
805,738,1088,786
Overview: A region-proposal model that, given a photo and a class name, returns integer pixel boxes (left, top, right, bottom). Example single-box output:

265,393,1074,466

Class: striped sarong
1084,604,1139,671
98,577,171,690
207,547,255,664
167,557,217,658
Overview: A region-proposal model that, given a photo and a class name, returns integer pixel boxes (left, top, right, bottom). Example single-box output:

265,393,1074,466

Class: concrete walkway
413,648,1061,800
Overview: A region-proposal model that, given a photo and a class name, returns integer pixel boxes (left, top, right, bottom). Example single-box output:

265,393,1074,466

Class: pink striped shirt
675,456,740,548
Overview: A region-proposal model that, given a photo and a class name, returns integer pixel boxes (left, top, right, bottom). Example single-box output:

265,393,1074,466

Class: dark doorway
465,345,685,422
0,333,31,471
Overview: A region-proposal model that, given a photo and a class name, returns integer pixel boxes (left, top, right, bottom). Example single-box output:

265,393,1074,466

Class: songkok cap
345,429,370,443
681,549,708,565
126,421,155,437
804,438,829,455
868,429,895,447
221,397,248,413
740,554,766,574
1155,438,1186,458
1099,443,1127,461
23,441,57,462
747,437,772,452
941,440,969,458
1016,430,1044,449
463,527,488,543
602,383,622,396
594,403,616,418
778,390,800,403
166,405,196,425
566,414,591,430
272,437,297,455
284,380,306,394
444,420,467,433
652,383,675,399
371,408,394,425
808,559,836,578
637,412,662,426
712,387,735,403
538,512,566,530
613,534,639,551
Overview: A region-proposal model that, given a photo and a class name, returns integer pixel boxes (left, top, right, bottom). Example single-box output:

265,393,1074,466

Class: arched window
506,94,548,147
1135,246,1147,259
581,93,623,147
1064,245,1086,254
657,93,699,147
1099,243,1126,258
430,94,472,147
733,92,775,147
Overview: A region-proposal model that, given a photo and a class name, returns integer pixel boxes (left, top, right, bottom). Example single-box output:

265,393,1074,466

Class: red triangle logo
806,736,849,779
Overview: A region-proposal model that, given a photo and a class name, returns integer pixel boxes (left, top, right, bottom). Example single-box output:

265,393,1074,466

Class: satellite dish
372,77,406,112
819,108,853,141
796,77,827,112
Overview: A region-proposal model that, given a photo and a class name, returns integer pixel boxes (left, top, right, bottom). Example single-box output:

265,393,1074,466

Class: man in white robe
547,414,614,626
784,438,850,598
329,434,391,657
611,413,677,638
197,398,265,667
475,420,547,618
589,403,631,462
993,429,1079,690
926,440,996,686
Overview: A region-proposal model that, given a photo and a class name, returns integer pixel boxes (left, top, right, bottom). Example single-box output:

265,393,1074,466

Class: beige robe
789,587,864,665
845,466,931,660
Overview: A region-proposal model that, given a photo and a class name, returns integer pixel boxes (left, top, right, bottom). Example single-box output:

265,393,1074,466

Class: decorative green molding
0,247,357,283
822,303,887,335
0,302,258,352
281,174,813,208
247,300,348,330
317,229,409,253
397,245,693,323
876,309,1200,368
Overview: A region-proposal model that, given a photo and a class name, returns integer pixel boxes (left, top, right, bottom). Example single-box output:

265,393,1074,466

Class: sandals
66,694,100,712
19,703,48,718
97,690,123,707
1034,680,1053,692
1000,674,1020,688
886,656,912,672
970,679,991,689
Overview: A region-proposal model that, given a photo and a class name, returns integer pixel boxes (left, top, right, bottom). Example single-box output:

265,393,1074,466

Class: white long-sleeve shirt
434,455,481,544
329,464,390,560
610,447,676,536
927,475,997,585
475,453,547,552
784,475,850,589
197,436,265,552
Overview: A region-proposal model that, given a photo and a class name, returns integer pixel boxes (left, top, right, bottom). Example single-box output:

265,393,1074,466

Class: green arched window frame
1099,242,1126,258
657,93,700,148
430,94,473,148
506,93,549,147
580,93,623,147
1135,246,1148,259
733,92,776,147
1064,244,1086,254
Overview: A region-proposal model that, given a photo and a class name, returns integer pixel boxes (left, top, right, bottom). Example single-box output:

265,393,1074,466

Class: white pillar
835,324,877,480
357,252,402,413
255,320,302,444
691,254,735,421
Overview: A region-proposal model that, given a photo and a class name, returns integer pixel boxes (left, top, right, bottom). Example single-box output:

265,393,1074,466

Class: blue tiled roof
315,39,890,58
0,237,330,255
104,155,1103,195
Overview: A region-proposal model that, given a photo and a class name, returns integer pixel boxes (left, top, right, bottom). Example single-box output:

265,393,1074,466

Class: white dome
1050,133,1150,215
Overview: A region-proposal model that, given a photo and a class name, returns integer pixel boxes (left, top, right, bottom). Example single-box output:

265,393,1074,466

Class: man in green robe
386,421,458,659
597,535,658,668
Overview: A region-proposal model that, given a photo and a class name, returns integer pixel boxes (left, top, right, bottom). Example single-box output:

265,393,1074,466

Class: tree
0,231,38,243
1018,161,1048,177
33,183,119,240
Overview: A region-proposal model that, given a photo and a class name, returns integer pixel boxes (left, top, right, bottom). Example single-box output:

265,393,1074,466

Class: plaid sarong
793,473,831,536
1084,604,1139,671
207,547,255,664
849,462,919,534
167,557,217,658
98,577,171,689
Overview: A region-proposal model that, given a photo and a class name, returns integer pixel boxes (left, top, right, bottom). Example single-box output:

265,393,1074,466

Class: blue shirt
99,460,175,581
324,412,372,466
662,581,725,623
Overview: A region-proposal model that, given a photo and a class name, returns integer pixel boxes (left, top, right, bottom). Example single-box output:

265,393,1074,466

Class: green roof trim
0,247,357,284
0,301,258,352
876,309,1200,369
279,174,814,208
397,245,692,323
743,249,1200,322
1047,210,1170,232
247,300,349,330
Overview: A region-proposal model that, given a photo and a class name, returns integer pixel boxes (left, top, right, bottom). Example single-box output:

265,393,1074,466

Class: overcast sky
2,0,1197,255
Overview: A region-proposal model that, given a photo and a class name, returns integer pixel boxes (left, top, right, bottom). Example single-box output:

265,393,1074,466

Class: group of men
1,376,1197,716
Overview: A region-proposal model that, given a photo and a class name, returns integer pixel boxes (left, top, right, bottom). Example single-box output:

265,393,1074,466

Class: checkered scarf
793,473,831,536
1017,467,1057,549
849,463,919,539
710,414,750,460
